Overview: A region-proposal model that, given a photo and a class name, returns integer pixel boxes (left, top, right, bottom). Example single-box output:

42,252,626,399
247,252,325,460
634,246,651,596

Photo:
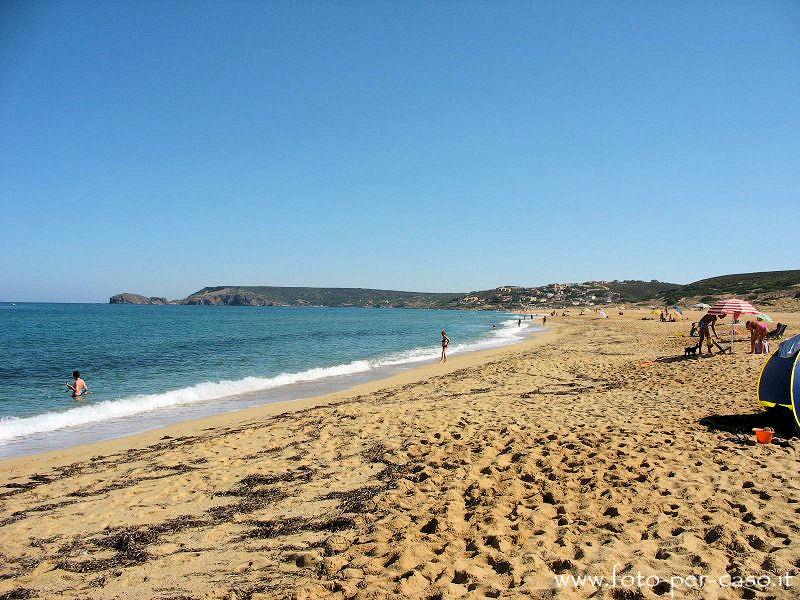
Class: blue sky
1,1,798,302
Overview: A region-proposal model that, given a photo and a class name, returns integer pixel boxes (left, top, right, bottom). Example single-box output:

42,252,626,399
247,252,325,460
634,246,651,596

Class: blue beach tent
758,334,800,430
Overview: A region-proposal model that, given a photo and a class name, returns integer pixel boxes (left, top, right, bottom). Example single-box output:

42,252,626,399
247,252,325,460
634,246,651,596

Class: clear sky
1,1,798,302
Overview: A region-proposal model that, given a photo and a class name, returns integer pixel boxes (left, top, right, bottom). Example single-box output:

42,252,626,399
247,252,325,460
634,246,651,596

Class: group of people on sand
660,309,677,322
689,313,770,356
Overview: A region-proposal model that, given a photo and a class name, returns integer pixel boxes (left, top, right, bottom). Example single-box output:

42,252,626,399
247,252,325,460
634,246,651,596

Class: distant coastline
108,281,668,310
109,270,800,311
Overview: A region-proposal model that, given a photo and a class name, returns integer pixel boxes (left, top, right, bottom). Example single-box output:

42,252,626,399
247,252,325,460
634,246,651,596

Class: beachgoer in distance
517,318,521,327
440,330,450,363
697,313,726,355
66,370,88,398
542,315,547,326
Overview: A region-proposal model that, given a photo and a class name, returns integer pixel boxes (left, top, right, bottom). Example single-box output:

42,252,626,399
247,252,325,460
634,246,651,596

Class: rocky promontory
109,286,461,308
109,293,169,305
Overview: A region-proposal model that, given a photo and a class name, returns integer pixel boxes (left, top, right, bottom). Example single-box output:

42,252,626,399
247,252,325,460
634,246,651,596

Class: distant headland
109,293,169,305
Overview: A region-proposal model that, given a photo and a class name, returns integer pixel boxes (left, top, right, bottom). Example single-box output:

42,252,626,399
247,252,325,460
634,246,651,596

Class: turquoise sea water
0,303,539,457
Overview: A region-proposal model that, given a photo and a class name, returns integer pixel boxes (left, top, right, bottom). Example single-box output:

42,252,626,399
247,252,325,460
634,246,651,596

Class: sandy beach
1,311,798,599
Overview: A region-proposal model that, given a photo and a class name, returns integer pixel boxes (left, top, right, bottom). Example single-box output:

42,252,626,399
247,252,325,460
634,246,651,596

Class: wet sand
1,311,798,599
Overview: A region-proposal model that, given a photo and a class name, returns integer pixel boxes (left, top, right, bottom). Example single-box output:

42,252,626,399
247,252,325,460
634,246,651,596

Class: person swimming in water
440,330,450,363
66,370,89,398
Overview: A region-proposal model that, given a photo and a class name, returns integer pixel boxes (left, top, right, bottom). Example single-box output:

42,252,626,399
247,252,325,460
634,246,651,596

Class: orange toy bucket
753,428,775,444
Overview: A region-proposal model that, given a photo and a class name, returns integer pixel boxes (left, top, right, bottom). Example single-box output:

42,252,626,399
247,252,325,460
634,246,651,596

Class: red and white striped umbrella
707,298,759,317
706,298,759,353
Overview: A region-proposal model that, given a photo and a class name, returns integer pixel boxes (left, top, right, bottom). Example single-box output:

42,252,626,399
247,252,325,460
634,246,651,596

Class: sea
0,303,541,458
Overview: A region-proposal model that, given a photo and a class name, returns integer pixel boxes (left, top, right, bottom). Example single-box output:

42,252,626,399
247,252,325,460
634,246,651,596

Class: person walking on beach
440,330,450,363
66,370,89,399
697,313,726,355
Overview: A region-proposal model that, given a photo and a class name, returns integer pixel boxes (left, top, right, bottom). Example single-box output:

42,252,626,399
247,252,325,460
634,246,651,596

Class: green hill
181,286,461,308
450,280,679,309
602,280,681,302
664,270,800,304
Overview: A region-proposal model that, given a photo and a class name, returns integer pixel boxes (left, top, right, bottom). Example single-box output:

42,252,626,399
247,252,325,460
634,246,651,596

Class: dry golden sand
1,312,799,600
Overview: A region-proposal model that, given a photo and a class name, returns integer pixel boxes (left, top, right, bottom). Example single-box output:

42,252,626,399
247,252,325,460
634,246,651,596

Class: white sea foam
0,318,539,444
0,361,371,443
375,317,533,365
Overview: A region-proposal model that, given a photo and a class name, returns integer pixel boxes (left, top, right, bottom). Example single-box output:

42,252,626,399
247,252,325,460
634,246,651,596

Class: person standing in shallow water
66,370,88,399
440,330,450,363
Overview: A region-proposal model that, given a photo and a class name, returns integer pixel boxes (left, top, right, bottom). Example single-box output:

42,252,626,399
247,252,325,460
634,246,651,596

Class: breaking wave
0,316,538,444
